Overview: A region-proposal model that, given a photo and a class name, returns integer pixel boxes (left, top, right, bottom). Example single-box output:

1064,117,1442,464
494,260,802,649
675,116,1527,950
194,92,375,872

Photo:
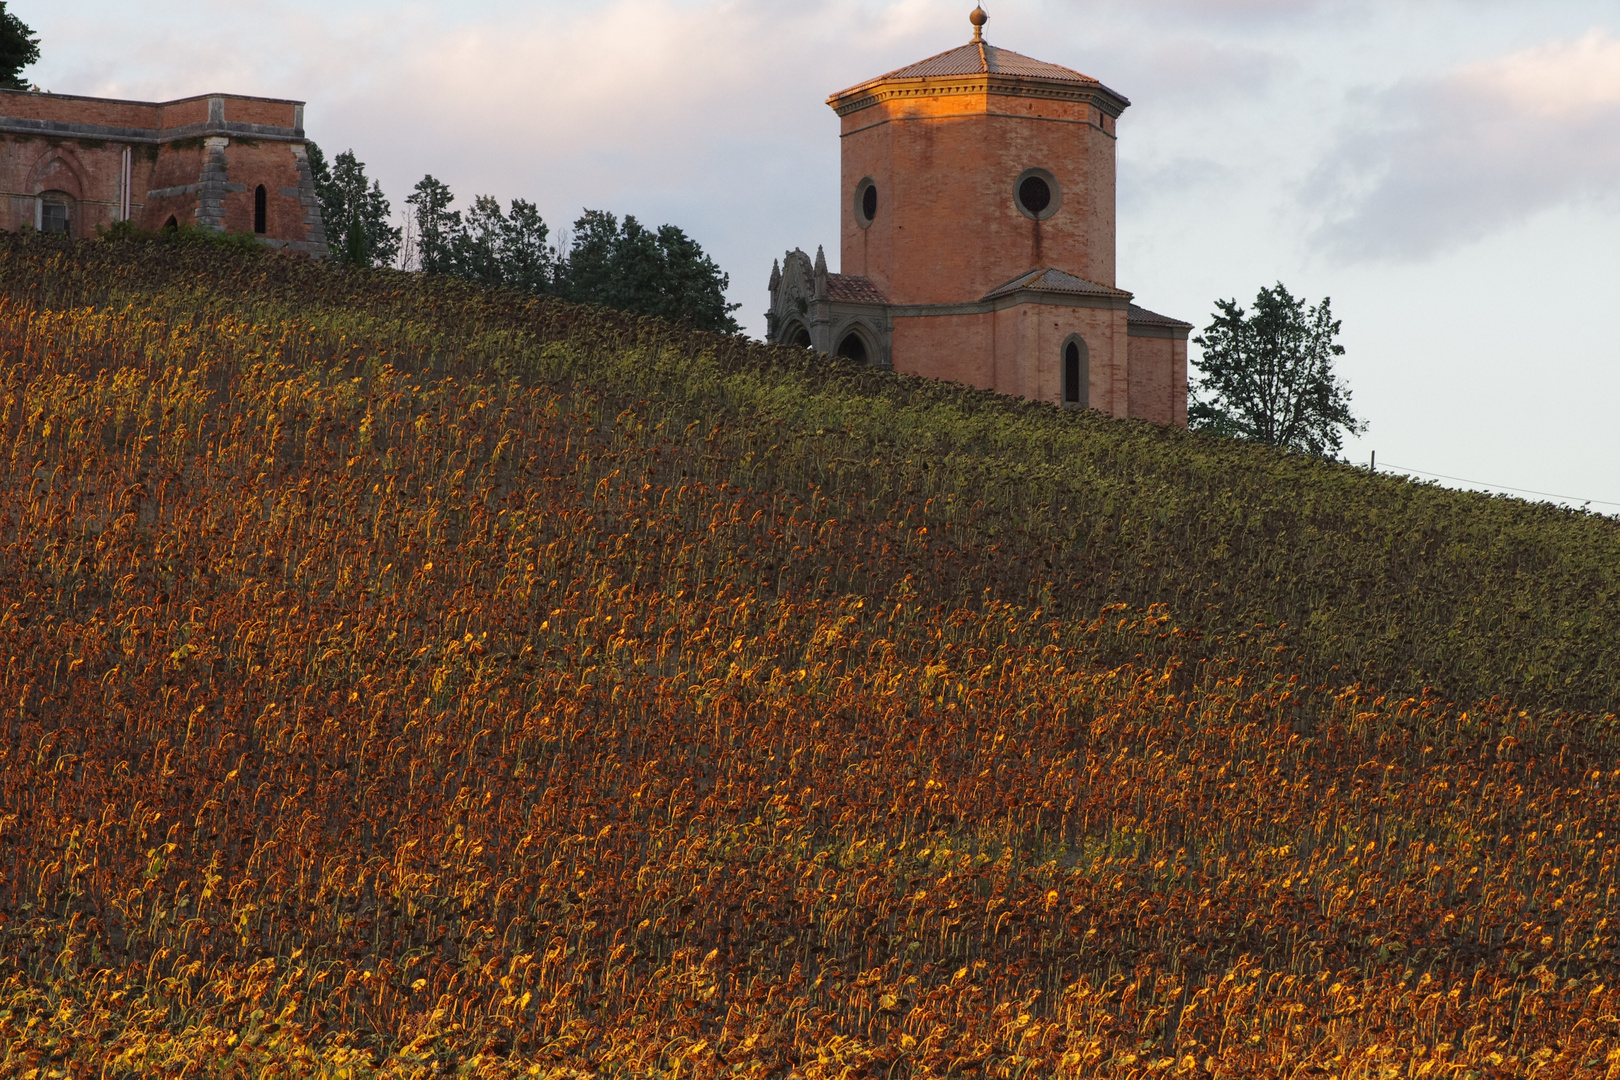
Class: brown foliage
1,240,1619,1077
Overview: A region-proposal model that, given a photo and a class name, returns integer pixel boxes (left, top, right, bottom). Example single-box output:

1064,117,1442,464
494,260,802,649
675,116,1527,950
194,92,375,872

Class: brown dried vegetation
2,237,1620,1077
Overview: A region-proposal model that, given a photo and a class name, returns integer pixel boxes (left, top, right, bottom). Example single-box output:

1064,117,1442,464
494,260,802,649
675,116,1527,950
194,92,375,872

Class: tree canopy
1189,282,1366,457
406,177,741,334
0,3,39,92
308,144,401,269
406,178,555,293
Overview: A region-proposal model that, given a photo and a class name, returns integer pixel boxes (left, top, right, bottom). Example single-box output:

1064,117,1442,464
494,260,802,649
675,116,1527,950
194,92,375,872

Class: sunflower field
2,236,1619,1078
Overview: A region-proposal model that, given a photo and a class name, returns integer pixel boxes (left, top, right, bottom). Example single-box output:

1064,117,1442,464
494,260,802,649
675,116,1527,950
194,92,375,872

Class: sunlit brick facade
0,89,328,256
767,8,1188,426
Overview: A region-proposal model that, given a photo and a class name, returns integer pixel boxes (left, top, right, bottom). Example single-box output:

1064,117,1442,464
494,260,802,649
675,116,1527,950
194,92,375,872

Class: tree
560,210,741,333
0,3,39,92
1190,282,1366,456
406,180,557,291
400,180,739,333
309,144,401,268
405,175,461,275
457,194,555,292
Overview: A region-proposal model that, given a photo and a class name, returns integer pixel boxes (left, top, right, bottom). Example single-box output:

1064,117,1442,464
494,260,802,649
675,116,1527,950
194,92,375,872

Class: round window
1014,168,1061,221
854,177,878,228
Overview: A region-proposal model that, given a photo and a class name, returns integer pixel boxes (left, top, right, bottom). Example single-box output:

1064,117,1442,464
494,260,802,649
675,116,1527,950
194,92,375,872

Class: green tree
405,175,461,275
400,182,737,331
0,3,39,92
561,210,740,333
1190,282,1366,456
457,194,555,292
309,144,400,268
406,179,557,291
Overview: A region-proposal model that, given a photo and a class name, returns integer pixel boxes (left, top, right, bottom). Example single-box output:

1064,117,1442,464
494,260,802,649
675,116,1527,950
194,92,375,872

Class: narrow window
1063,337,1088,407
254,184,267,234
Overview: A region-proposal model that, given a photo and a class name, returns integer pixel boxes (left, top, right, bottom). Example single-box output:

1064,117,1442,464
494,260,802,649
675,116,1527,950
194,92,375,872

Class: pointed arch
779,319,813,349
27,147,87,201
833,320,878,365
1061,332,1089,409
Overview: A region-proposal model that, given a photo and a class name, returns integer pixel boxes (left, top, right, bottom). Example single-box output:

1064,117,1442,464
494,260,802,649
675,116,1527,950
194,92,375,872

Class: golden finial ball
970,5,989,30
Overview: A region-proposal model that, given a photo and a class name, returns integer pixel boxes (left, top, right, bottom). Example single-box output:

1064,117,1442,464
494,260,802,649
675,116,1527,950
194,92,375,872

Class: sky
23,0,1620,511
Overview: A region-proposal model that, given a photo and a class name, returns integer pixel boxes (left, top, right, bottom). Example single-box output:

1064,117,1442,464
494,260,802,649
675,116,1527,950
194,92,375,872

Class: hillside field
3,236,1620,1078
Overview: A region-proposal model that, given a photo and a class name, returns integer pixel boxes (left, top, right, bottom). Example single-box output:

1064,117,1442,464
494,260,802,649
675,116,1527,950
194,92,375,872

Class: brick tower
767,6,1189,425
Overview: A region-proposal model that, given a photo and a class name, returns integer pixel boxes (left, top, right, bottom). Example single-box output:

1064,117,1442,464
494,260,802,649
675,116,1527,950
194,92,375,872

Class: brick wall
0,90,326,256
839,88,1116,304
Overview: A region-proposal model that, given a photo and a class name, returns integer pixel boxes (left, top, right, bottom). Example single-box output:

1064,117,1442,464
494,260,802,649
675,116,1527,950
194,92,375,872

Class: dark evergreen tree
309,144,400,268
405,175,461,275
559,209,619,304
1190,282,1366,457
0,3,39,92
561,210,740,334
496,199,556,294
400,181,737,332
455,195,555,291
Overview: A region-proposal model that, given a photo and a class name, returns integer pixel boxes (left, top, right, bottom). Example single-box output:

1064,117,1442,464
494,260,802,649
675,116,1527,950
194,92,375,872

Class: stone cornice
0,88,303,109
887,289,1134,317
828,73,1130,118
0,117,306,145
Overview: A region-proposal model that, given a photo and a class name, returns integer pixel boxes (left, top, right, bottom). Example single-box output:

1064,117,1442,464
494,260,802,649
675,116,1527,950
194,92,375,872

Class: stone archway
781,320,813,349
834,327,870,365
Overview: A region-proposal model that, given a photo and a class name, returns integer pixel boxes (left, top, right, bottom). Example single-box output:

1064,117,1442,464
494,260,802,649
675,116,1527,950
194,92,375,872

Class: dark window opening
836,333,868,365
788,325,812,349
163,215,179,231
254,184,267,234
854,178,878,228
1064,342,1081,403
40,199,70,235
1019,175,1051,215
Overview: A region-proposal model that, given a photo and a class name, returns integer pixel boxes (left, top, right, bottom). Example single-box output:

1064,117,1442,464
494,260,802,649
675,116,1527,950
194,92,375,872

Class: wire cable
1375,461,1620,509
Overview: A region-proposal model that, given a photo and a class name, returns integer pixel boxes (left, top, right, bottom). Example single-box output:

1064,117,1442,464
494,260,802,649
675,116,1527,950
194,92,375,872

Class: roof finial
969,5,988,41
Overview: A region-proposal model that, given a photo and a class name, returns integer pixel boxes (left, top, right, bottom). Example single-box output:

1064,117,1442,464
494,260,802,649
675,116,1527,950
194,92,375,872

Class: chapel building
767,7,1190,425
0,89,328,255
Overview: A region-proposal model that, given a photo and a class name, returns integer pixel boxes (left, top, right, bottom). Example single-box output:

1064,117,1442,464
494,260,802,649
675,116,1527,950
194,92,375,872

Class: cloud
1108,39,1288,104
1304,29,1620,262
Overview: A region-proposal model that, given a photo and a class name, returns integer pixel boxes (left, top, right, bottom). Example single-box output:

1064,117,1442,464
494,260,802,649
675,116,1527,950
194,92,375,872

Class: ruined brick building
0,89,327,255
768,6,1189,425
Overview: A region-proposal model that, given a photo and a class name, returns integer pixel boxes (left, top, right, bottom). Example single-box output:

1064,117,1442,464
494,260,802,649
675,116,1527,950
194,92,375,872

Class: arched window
163,215,179,232
38,192,72,235
254,185,267,234
835,331,868,365
1062,335,1089,408
785,323,812,349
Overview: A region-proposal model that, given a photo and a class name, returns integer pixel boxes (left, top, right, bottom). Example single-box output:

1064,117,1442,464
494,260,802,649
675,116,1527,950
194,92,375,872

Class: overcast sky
25,0,1620,511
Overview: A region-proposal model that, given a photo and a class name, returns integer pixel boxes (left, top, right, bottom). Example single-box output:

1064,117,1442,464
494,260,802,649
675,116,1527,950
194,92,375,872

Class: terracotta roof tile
826,273,889,305
982,268,1131,301
1126,303,1193,330
879,42,1099,84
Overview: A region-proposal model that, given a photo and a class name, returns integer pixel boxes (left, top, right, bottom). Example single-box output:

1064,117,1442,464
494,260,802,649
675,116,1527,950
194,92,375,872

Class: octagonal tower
766,7,1190,426
829,7,1126,304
